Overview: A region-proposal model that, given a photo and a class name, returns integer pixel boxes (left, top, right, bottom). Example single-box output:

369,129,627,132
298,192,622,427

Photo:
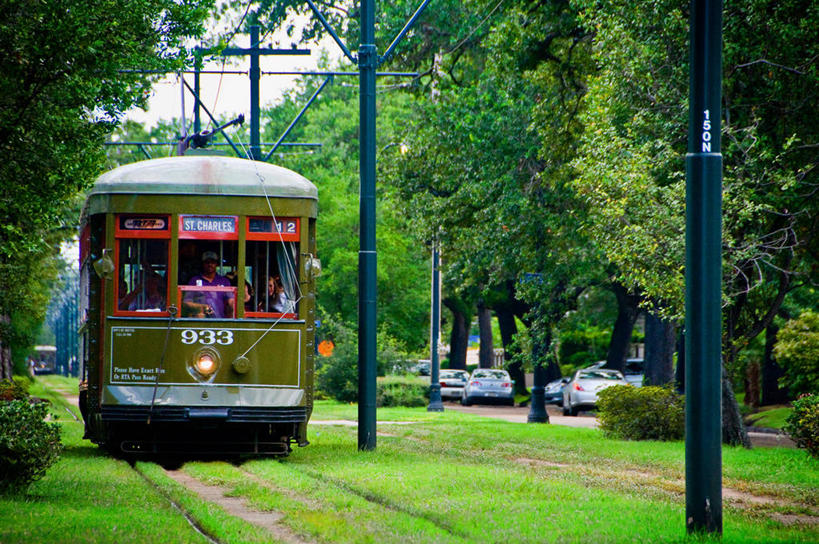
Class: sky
123,15,343,133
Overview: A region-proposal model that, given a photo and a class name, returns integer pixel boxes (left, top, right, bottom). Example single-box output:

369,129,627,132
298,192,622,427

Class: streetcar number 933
180,329,234,345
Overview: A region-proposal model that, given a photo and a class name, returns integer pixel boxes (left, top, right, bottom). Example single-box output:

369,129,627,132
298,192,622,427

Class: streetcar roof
90,156,317,200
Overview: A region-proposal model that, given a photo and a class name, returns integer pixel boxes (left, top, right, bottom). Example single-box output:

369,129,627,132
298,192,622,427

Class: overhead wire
230,130,306,360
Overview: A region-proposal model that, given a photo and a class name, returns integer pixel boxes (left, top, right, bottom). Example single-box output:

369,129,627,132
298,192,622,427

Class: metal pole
194,52,202,133
428,239,443,412
249,25,261,161
357,0,378,450
685,0,723,535
527,362,548,423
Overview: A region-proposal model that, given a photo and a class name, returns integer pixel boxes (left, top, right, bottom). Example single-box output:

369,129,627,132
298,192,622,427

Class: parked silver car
562,368,629,416
438,369,470,399
461,369,515,406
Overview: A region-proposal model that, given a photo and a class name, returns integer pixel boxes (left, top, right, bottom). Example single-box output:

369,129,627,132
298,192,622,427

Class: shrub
315,313,421,402
773,311,819,397
0,378,28,401
0,399,63,493
784,394,819,458
597,385,685,441
376,375,429,407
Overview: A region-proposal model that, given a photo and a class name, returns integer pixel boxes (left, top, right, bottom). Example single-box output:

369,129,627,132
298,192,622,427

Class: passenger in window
184,251,235,318
259,275,290,313
119,273,166,311
229,274,255,313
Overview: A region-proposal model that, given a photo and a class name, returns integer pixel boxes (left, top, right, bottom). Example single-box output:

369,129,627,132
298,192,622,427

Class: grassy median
1,377,816,543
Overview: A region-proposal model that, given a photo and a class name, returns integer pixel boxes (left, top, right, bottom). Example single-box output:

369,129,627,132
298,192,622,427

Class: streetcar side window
245,217,300,318
117,239,168,312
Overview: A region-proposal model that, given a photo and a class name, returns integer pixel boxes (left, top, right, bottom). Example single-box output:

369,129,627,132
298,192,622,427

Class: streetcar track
287,465,473,541
133,465,224,544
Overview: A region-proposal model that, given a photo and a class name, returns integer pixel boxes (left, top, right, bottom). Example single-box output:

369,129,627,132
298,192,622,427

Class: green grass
1,378,210,543
3,376,817,543
745,406,792,430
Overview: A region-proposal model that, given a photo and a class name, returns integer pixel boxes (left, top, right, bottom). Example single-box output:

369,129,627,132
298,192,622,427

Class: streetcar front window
117,239,168,312
246,241,299,316
178,240,238,318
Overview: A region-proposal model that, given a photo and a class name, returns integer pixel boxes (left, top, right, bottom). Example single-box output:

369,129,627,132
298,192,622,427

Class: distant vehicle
587,358,644,387
411,360,431,376
438,369,469,399
544,377,569,405
562,368,629,416
461,368,515,406
623,358,644,387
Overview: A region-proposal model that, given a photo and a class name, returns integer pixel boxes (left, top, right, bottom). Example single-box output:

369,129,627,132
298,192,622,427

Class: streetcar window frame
113,215,171,317
244,216,300,320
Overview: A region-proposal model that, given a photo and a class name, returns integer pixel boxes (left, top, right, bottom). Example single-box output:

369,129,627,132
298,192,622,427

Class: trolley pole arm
304,0,356,63
180,78,247,158
263,75,334,161
380,0,433,66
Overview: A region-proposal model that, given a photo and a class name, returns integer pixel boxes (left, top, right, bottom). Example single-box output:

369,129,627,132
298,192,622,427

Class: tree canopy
0,0,213,373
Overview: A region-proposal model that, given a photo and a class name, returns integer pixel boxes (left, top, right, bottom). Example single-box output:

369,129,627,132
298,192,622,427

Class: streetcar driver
182,251,236,318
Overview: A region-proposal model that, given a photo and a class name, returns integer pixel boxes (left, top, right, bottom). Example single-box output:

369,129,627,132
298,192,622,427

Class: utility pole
685,0,723,535
306,0,431,450
357,0,378,449
428,239,443,412
222,25,310,161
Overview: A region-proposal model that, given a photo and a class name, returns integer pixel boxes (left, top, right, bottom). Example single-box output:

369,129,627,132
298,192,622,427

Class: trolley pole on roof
685,0,723,535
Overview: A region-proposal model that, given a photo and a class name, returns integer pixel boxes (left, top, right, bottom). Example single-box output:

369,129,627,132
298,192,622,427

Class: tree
0,0,213,372
773,311,819,397
571,0,819,445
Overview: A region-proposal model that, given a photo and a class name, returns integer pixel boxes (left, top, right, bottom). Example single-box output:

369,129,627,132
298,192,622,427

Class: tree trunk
604,282,641,372
760,322,787,406
722,367,752,447
496,306,527,395
445,301,469,370
744,361,760,408
477,303,494,368
644,311,676,386
0,316,11,380
675,330,685,393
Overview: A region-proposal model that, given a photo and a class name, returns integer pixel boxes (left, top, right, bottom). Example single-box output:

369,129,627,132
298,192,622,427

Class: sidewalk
445,402,795,447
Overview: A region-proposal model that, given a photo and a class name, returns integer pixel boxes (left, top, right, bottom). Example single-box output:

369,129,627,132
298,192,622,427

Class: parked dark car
544,377,569,405
623,358,644,387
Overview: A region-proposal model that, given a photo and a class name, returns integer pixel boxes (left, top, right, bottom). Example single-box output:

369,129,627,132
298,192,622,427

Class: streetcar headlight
189,348,221,382
195,353,217,376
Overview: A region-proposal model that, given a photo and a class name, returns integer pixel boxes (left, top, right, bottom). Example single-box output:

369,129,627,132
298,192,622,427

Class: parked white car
562,368,630,416
438,369,470,399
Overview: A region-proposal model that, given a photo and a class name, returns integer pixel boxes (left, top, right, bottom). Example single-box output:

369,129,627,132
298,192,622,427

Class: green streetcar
78,155,319,456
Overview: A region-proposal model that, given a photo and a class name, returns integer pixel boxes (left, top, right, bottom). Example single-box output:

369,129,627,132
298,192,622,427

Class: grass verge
4,377,817,544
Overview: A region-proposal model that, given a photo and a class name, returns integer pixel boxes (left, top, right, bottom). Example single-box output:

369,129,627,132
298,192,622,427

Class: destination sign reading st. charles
181,215,237,234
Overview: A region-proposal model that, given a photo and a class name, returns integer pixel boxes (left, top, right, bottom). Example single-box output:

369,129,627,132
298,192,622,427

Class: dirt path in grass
165,470,313,544
514,456,819,526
